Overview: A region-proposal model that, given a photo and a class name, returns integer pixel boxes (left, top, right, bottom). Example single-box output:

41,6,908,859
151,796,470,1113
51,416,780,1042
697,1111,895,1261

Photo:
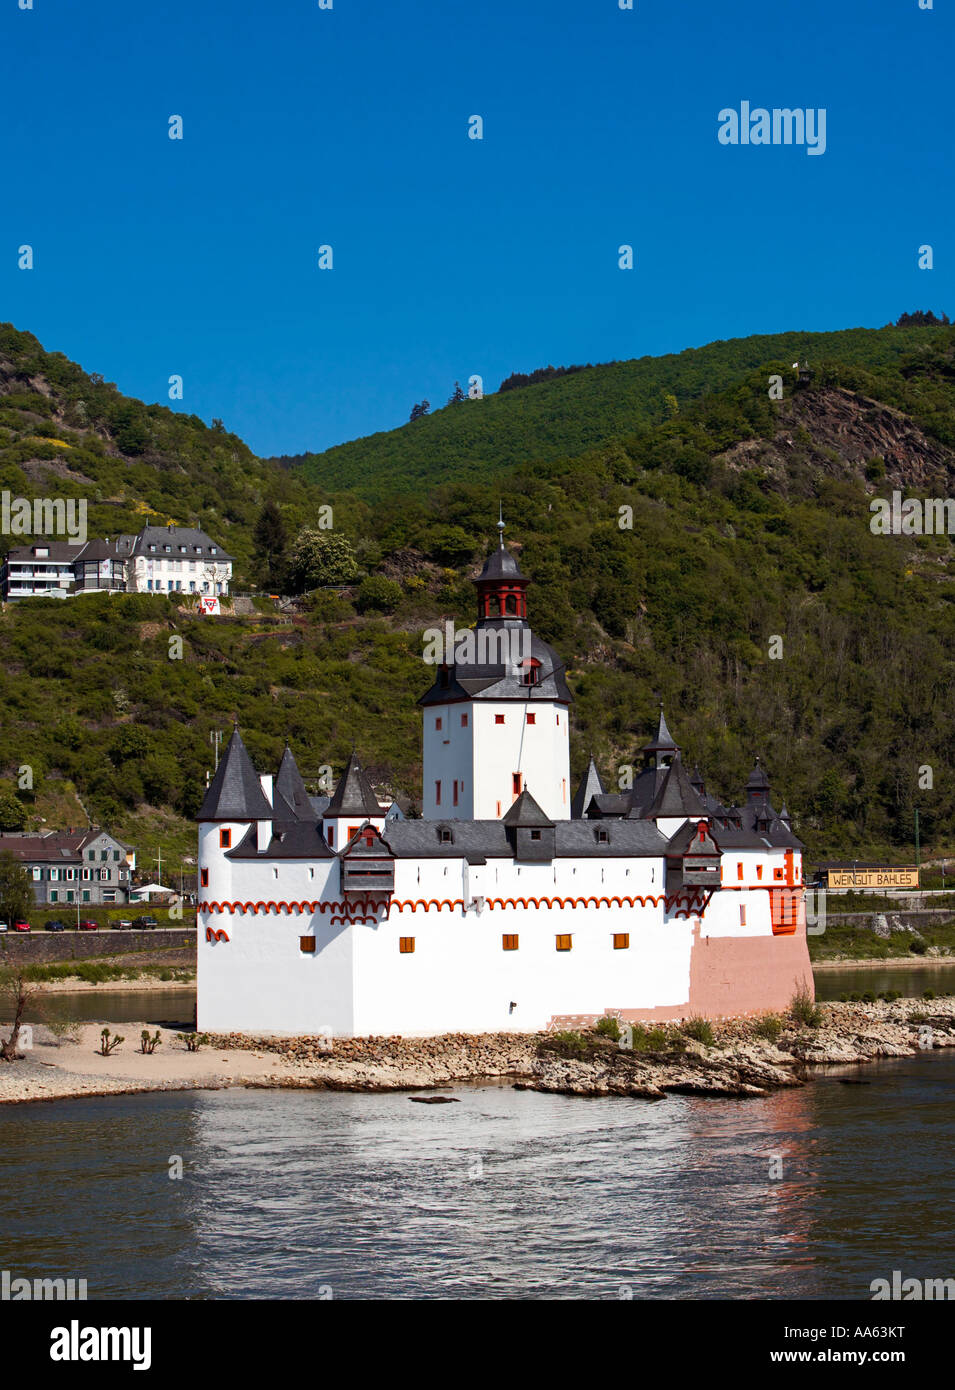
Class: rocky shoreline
1,997,954,1105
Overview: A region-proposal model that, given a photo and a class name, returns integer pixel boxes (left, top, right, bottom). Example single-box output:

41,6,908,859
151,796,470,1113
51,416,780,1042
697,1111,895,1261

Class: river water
1,1053,952,1300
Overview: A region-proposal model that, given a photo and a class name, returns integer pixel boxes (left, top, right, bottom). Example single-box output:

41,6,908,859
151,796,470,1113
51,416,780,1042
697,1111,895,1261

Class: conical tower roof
197,726,272,821
646,752,707,820
324,752,382,818
571,755,605,819
275,743,314,822
642,706,679,754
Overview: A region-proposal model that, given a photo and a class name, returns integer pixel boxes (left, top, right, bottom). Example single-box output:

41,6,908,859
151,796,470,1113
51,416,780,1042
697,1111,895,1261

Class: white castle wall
422,699,571,821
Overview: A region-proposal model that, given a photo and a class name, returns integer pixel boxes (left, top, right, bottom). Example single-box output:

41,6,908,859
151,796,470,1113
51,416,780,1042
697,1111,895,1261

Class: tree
252,501,288,590
0,789,26,832
0,971,36,1062
409,401,430,421
286,530,360,592
0,852,34,926
356,575,403,614
447,382,466,404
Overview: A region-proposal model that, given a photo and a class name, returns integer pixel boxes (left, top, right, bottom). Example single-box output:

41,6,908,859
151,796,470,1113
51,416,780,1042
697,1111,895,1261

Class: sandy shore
2,997,955,1105
28,976,195,996
811,956,954,971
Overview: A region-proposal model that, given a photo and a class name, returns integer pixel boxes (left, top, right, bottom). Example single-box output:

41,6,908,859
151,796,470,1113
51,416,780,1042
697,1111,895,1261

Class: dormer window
530,830,542,841
211,547,217,555
148,544,156,552
438,827,453,844
519,659,542,686
163,545,171,553
595,829,609,844
179,545,186,553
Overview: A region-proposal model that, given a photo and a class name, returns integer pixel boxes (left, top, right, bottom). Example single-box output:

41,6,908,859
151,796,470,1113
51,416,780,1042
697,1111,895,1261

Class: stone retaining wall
0,928,196,965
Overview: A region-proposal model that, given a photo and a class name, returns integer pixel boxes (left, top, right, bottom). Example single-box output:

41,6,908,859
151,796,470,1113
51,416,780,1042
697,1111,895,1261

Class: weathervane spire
497,501,505,550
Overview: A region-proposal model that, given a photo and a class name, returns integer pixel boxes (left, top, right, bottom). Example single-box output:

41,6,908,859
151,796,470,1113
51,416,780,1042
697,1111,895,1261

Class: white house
196,532,811,1038
127,525,232,597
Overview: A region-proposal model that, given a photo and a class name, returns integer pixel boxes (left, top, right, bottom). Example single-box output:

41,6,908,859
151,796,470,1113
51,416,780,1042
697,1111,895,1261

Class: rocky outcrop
210,997,955,1099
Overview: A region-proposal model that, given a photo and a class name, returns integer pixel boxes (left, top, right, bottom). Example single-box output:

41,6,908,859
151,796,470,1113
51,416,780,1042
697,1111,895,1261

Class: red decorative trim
205,926,230,943
196,891,710,918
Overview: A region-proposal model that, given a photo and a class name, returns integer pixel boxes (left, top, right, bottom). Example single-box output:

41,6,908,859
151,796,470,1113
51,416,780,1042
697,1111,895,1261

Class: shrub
790,985,823,1028
176,1032,209,1052
139,1029,162,1055
682,1016,715,1046
98,1027,124,1056
923,989,936,1000
594,1015,621,1041
356,575,403,614
910,936,928,955
753,1013,783,1042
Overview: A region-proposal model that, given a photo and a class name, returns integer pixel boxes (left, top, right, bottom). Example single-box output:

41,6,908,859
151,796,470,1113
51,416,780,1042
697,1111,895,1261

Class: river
0,1053,952,1299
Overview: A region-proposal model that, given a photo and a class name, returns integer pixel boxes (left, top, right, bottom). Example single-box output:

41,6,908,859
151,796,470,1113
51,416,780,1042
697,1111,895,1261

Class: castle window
502,935,519,951
453,781,459,807
327,827,335,847
505,594,517,615
435,717,442,731
613,933,629,949
756,865,763,880
737,862,744,880
219,829,231,849
596,829,609,844
439,827,453,844
399,937,415,954
200,869,209,887
555,935,572,952
300,936,316,953
530,830,541,841
435,781,441,806
495,714,505,725
526,713,536,725
519,659,541,686
512,773,522,795
461,713,468,727
774,867,784,880
739,905,747,926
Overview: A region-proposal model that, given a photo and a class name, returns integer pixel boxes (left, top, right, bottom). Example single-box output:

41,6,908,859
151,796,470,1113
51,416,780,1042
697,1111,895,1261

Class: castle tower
322,751,385,850
419,517,572,820
196,724,272,902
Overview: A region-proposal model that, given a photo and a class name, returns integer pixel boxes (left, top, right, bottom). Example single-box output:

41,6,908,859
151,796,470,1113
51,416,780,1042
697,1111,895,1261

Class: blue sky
2,0,950,458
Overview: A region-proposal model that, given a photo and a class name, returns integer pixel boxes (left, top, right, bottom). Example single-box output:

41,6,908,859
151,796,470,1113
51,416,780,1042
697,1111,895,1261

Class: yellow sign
826,867,919,890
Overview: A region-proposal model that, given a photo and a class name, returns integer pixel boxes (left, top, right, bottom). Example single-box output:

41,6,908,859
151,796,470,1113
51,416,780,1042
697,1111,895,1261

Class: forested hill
1,316,955,867
274,320,955,497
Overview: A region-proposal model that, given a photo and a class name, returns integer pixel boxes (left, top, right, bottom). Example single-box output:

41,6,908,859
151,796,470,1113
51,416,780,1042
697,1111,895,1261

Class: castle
196,527,812,1037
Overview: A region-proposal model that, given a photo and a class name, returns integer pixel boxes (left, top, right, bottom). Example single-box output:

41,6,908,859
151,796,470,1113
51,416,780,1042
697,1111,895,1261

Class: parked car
13,921,31,932
113,919,133,930
0,922,8,933
45,919,67,932
132,916,159,930
77,919,98,932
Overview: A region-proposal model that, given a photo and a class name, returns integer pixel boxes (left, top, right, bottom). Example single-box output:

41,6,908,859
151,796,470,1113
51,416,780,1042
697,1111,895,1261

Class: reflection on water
0,1052,952,1300
813,962,955,1001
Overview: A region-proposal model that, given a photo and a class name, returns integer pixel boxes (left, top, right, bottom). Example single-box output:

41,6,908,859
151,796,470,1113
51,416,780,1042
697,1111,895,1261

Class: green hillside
2,316,955,873
280,321,955,497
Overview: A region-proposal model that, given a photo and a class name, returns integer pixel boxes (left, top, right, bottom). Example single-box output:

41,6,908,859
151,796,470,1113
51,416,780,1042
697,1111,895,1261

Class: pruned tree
0,971,36,1062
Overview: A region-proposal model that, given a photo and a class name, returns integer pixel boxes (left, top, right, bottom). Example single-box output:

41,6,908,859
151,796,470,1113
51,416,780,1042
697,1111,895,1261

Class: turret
196,724,272,901
322,752,385,851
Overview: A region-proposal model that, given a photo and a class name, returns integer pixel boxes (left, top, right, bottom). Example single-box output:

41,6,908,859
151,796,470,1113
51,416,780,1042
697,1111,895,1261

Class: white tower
419,519,572,821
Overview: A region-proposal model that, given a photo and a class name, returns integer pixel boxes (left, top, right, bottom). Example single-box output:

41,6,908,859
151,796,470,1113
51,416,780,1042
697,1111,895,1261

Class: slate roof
324,752,383,817
380,818,668,862
133,526,233,560
571,756,605,819
642,707,680,755
501,789,554,828
645,753,708,820
476,544,526,582
419,627,572,706
226,820,335,860
196,727,272,821
275,744,314,821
